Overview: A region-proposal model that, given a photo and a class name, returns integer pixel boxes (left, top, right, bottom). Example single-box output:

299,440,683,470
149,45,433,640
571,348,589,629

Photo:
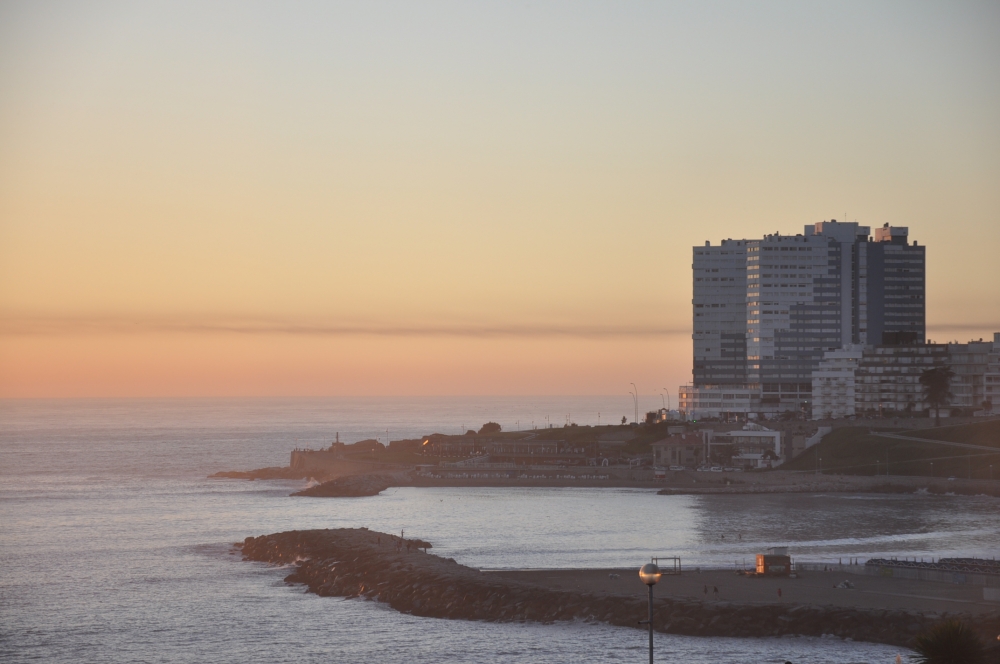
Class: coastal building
692,239,749,389
650,433,705,468
947,339,995,413
677,385,759,420
420,436,595,466
853,343,949,416
984,334,1000,413
806,335,1000,419
747,222,869,413
811,346,863,420
705,425,781,469
680,220,926,420
866,224,926,346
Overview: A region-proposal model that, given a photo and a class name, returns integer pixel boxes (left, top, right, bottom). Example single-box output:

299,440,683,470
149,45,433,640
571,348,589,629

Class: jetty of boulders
239,528,998,647
291,475,394,497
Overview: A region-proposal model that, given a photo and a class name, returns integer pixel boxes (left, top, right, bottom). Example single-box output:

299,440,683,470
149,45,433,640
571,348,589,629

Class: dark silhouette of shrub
913,620,984,664
478,422,501,434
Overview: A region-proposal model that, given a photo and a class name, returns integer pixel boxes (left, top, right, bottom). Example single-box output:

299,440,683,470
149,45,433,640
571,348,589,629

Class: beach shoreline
215,463,1000,497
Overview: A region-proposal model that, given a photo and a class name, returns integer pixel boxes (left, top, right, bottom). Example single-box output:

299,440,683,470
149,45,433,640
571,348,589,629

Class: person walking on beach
713,586,719,599
777,587,782,599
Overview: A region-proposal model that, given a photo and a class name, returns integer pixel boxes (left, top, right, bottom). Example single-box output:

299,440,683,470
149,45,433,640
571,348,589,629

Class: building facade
948,339,995,412
692,239,749,388
854,344,949,416
811,346,863,420
681,220,926,420
651,433,705,468
985,333,1000,413
705,425,782,468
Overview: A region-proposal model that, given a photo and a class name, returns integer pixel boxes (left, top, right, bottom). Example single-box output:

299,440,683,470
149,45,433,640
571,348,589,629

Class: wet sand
488,567,997,615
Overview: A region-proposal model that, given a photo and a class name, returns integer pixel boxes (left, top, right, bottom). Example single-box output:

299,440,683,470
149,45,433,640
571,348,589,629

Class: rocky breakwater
239,529,996,647
291,474,396,497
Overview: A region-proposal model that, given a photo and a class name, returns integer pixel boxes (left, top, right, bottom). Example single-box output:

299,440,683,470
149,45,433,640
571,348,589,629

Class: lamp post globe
639,563,661,586
638,563,661,663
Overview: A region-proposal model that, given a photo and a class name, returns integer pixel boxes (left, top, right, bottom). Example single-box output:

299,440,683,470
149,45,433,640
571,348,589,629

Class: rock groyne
291,475,395,497
239,528,998,647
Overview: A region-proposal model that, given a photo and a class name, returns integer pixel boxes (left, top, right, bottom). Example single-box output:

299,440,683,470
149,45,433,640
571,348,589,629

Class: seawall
239,528,999,648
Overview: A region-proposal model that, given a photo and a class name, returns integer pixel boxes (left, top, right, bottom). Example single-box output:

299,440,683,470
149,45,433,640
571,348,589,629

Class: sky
1,0,999,399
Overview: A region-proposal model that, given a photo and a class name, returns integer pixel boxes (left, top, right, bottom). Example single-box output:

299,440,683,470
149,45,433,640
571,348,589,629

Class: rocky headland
239,528,999,648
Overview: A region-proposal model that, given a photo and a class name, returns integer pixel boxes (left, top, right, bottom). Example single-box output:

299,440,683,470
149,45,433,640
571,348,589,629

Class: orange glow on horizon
1,3,998,398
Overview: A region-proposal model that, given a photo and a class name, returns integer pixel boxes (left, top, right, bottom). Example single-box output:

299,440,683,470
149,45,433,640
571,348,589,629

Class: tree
920,366,954,426
913,620,984,664
478,422,501,434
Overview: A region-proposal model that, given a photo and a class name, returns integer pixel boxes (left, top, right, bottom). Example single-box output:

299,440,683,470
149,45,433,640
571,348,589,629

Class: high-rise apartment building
681,220,926,419
692,239,748,387
865,224,926,346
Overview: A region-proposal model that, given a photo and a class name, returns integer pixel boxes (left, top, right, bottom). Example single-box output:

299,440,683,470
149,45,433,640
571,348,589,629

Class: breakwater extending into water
239,528,999,648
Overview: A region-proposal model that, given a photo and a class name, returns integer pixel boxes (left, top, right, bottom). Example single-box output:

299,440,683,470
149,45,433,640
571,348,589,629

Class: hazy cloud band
2,318,994,339
0,317,690,338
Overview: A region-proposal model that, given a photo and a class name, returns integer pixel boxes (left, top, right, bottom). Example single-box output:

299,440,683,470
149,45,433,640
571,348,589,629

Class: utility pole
631,383,639,424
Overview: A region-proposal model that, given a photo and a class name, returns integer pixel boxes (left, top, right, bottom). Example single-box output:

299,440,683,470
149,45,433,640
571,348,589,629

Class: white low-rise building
811,346,863,420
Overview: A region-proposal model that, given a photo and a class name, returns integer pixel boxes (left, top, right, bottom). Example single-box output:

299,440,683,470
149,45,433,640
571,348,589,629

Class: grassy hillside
782,419,1000,479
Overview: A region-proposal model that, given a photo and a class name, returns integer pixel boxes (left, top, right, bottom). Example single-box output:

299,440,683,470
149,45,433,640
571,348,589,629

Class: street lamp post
631,383,639,424
639,563,661,664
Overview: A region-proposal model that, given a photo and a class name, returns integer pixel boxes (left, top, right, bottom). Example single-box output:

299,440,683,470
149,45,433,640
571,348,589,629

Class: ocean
3,397,994,663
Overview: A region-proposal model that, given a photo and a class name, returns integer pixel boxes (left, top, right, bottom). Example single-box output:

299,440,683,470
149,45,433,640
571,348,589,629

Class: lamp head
639,562,661,586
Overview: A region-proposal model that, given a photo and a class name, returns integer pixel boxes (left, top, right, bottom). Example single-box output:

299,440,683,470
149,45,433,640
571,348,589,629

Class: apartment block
681,219,926,420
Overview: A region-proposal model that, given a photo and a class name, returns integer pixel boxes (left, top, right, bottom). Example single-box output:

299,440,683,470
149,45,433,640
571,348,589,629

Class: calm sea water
4,397,992,663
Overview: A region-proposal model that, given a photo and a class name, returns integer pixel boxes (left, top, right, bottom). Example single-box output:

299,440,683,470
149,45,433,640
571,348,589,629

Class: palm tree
920,366,955,426
912,620,984,664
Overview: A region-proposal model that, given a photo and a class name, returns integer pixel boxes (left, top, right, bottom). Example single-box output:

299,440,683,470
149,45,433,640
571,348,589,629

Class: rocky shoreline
239,528,999,648
291,475,395,497
214,465,1000,498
